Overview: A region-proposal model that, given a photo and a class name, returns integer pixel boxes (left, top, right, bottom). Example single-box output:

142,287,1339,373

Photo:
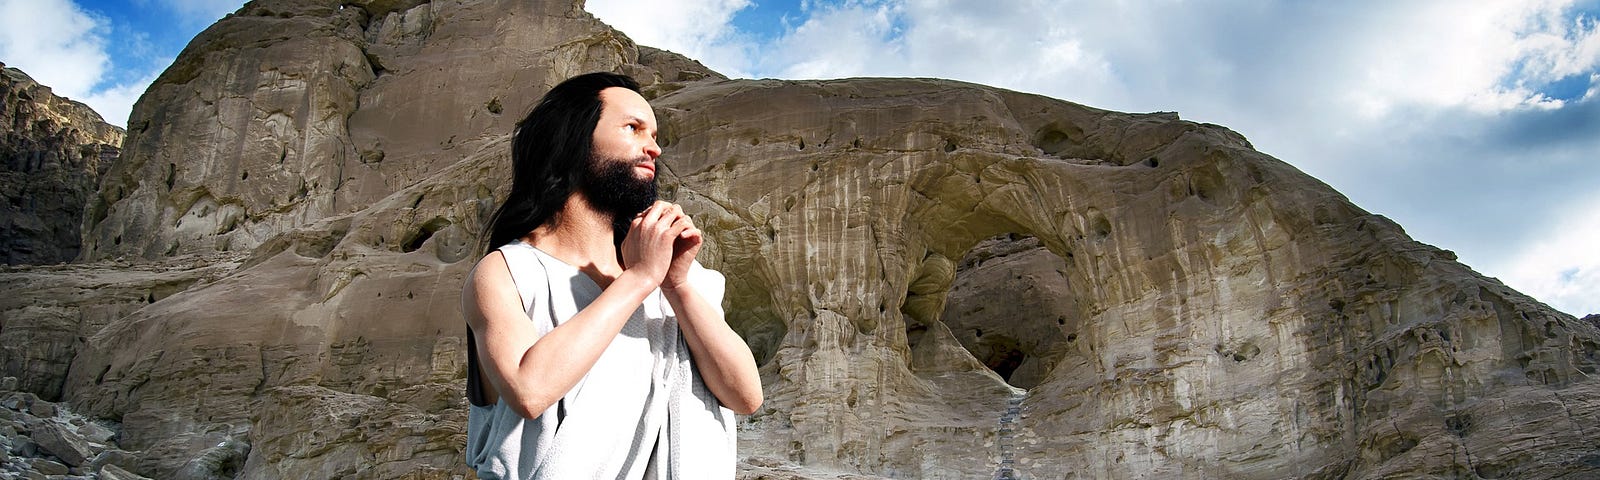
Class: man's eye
624,124,637,132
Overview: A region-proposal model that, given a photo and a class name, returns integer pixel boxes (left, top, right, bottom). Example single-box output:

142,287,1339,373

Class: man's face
581,87,662,220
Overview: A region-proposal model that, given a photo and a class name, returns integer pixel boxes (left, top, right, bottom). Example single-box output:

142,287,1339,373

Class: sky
1,0,1597,316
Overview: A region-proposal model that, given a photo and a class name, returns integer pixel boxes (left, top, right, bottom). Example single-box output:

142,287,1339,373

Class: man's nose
644,138,661,160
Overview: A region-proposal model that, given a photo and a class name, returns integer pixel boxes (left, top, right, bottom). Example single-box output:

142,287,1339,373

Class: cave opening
401,217,451,253
934,233,1083,390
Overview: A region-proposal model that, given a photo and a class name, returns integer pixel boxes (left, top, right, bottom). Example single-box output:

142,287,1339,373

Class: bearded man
462,72,762,479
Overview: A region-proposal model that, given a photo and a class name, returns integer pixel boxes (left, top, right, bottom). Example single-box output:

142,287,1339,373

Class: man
462,72,762,479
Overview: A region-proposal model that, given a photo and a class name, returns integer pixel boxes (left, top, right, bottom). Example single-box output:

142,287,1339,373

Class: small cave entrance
936,233,1083,390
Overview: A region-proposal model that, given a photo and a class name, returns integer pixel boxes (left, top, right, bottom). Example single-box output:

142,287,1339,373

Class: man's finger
641,201,667,226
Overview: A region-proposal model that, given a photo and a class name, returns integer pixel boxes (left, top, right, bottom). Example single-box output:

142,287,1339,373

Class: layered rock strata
0,63,125,265
0,0,1594,479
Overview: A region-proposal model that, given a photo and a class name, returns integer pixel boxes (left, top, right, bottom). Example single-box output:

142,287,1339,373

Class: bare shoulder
469,250,512,287
463,251,514,317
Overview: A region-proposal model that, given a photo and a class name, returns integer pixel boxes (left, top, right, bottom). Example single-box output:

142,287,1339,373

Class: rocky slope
0,0,1596,479
0,376,157,479
0,63,125,265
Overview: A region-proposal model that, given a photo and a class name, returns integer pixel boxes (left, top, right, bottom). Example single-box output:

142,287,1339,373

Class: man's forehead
599,87,654,120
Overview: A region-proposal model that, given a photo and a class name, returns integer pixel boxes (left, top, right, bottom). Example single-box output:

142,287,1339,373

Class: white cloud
78,67,164,127
1499,193,1600,316
586,0,757,77
762,2,908,79
0,0,168,127
0,0,111,98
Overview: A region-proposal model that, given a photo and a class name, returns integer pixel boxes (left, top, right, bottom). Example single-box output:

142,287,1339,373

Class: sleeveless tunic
464,241,736,479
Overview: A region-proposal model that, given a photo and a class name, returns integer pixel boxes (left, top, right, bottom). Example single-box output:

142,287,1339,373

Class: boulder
27,400,55,419
98,464,152,480
31,422,92,467
28,458,68,475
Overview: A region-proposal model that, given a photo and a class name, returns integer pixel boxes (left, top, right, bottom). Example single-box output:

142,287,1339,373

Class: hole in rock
402,217,451,253
1446,414,1473,437
1088,210,1113,239
1034,128,1076,156
935,233,1085,390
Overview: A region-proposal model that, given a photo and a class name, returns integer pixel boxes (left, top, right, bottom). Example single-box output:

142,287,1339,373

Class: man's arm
464,252,657,419
661,274,764,415
653,201,764,415
464,206,685,419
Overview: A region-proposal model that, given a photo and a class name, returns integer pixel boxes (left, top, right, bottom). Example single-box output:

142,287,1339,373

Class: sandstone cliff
0,63,125,265
0,0,1596,479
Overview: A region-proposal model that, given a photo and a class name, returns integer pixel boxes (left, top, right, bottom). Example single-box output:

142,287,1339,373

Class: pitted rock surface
0,0,1596,479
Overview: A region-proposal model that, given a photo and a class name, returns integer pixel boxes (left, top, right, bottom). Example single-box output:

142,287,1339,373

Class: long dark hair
480,72,641,255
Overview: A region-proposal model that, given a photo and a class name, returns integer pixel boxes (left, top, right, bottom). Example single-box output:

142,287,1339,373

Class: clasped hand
620,201,701,291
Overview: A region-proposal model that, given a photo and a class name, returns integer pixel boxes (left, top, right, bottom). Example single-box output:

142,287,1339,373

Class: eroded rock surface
0,63,125,265
0,255,238,402
1,0,1596,479
653,78,1600,479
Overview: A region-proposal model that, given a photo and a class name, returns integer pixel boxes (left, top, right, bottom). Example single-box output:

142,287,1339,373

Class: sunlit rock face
0,63,124,265
46,0,718,477
3,0,1597,478
651,78,1600,479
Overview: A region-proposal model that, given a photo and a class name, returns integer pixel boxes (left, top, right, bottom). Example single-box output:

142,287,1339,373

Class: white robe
465,241,737,479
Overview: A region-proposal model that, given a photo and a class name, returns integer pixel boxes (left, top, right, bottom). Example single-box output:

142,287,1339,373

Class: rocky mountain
1,0,1597,479
1,63,125,265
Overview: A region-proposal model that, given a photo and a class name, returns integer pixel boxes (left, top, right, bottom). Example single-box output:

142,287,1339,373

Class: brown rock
31,422,92,467
30,457,69,475
0,255,239,401
73,420,114,445
240,385,464,479
649,77,1600,478
98,464,152,480
89,449,146,477
0,63,124,265
78,0,649,262
1,391,37,411
27,399,55,419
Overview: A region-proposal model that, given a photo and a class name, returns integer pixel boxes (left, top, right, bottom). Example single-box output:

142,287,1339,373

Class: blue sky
2,0,1598,316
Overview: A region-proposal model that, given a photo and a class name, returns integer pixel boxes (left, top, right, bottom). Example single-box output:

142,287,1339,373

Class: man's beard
580,152,658,239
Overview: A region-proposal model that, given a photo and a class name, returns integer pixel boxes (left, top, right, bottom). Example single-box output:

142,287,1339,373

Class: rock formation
0,0,1596,478
0,63,125,265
